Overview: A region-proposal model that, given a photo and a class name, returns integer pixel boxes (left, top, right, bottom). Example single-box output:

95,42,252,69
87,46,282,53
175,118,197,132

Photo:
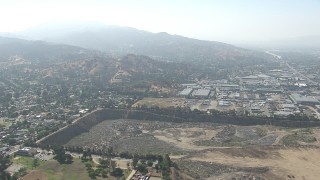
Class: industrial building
192,89,211,99
178,88,193,97
15,147,37,157
289,93,319,105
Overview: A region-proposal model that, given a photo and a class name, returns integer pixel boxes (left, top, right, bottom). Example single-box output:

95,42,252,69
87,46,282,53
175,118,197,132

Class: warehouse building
178,88,193,97
192,89,211,99
289,93,319,105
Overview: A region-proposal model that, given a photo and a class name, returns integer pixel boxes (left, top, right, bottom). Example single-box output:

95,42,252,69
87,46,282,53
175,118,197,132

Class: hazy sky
0,0,320,43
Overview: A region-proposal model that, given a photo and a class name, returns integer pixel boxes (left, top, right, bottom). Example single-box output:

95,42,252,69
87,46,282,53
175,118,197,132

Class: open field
66,120,320,151
65,119,185,154
13,156,45,170
132,97,236,112
21,157,129,180
22,159,91,180
177,147,320,180
61,119,320,179
132,97,188,108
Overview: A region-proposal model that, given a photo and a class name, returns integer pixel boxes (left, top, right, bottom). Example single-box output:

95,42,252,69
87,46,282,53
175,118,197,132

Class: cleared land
178,147,320,180
22,159,91,180
132,97,188,108
13,156,45,170
61,119,320,179
132,98,235,112
66,120,320,151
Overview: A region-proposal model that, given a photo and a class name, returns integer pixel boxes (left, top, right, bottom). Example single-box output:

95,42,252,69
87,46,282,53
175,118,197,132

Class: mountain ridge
3,22,271,64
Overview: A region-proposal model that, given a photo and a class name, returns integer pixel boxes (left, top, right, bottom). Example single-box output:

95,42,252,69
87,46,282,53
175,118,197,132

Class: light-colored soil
115,159,132,169
61,119,320,179
189,147,320,180
152,127,218,151
132,97,188,108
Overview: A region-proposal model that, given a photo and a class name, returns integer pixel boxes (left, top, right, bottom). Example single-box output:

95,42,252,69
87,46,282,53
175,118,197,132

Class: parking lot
34,149,54,161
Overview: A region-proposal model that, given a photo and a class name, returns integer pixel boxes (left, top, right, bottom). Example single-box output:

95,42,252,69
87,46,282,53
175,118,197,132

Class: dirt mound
194,126,278,147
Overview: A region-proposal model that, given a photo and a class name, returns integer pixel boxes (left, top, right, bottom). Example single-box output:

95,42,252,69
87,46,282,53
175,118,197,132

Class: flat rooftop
192,89,211,97
290,93,319,104
179,88,193,96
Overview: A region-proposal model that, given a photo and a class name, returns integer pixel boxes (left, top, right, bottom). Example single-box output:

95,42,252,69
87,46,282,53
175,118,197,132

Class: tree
12,167,27,179
32,158,40,168
53,145,72,164
101,169,108,178
140,159,146,165
99,159,109,169
132,158,139,168
147,160,153,167
160,154,172,180
107,146,113,157
85,163,92,169
111,168,123,177
65,154,73,164
155,164,159,172
54,147,65,163
0,155,11,180
137,164,148,174
110,160,117,170
88,169,96,179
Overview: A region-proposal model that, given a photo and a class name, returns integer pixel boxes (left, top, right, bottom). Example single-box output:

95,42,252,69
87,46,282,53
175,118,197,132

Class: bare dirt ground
132,97,188,108
22,170,48,180
152,127,219,151
65,119,320,179
180,147,320,180
132,98,236,112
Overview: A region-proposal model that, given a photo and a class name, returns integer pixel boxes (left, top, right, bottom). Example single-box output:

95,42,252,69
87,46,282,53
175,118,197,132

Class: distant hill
13,22,272,64
0,36,94,63
0,36,201,87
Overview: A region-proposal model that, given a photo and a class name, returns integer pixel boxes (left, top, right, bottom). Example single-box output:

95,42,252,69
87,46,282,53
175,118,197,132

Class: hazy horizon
1,0,320,44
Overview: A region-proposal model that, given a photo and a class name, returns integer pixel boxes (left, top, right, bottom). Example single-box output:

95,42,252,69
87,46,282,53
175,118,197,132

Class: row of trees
132,106,320,127
63,145,174,179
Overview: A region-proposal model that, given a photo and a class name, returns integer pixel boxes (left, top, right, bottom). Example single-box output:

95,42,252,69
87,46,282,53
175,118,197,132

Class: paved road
266,51,317,85
126,170,136,180
285,61,317,85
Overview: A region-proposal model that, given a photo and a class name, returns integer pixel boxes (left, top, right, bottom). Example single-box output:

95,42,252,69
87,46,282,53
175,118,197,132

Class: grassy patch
13,156,45,170
38,159,91,180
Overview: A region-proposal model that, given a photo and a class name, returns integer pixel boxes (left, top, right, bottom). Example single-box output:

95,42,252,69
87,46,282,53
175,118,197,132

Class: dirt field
64,119,320,179
132,98,236,112
177,147,320,180
66,119,320,151
132,97,188,108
